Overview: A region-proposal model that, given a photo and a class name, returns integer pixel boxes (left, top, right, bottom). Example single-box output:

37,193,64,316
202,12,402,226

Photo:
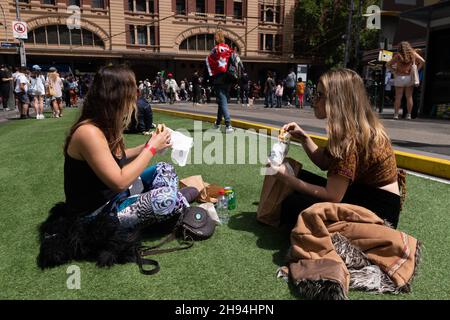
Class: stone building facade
0,0,308,81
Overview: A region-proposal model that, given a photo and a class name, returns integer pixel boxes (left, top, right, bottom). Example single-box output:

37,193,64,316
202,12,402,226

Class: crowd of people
0,64,91,119
133,68,314,110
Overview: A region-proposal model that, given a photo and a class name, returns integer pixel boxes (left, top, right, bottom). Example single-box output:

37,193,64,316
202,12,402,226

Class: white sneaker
393,114,399,120
225,126,234,134
406,114,411,120
36,114,40,119
40,114,45,119
212,124,220,130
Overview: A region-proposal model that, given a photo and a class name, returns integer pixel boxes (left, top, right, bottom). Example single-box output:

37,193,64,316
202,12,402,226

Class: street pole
344,0,355,68
353,0,363,71
15,0,26,67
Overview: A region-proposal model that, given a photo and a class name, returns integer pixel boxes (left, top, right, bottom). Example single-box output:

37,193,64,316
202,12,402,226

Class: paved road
1,100,448,159
153,101,450,160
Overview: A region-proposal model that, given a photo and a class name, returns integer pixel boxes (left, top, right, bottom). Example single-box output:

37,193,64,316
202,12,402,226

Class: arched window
179,34,239,52
24,25,105,48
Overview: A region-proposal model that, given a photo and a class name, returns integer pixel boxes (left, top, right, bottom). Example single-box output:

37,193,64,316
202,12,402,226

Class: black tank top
64,153,127,216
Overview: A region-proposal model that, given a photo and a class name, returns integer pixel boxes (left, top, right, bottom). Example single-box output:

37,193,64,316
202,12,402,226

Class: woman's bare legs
405,86,414,118
51,98,59,117
394,86,405,119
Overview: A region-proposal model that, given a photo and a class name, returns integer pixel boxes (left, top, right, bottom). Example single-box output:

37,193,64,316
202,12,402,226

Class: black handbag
136,206,216,275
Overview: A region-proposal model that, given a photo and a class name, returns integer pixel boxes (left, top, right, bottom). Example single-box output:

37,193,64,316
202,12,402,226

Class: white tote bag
411,60,420,87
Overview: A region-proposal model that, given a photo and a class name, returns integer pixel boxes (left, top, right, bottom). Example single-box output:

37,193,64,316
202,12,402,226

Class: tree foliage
294,0,380,69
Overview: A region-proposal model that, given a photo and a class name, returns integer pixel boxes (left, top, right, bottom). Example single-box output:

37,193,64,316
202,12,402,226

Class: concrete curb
153,108,450,180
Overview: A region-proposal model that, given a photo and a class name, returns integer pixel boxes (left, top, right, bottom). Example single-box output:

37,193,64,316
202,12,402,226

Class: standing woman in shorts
46,67,64,118
386,41,425,120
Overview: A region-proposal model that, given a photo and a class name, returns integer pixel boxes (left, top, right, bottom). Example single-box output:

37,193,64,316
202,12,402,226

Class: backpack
136,206,216,275
226,51,244,83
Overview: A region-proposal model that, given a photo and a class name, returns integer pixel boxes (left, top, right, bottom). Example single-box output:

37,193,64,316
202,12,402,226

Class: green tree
294,0,380,69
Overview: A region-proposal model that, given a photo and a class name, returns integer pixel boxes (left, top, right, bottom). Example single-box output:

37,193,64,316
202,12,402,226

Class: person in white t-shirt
14,66,30,119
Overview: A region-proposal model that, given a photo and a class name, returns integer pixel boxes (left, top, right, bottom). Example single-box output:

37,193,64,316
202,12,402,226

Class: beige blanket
280,202,421,300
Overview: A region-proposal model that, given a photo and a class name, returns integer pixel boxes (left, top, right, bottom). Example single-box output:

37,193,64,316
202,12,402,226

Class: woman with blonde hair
387,41,425,119
266,68,404,228
46,67,64,118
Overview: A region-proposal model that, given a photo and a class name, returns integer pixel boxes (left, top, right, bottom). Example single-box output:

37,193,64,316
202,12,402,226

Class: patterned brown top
326,138,398,187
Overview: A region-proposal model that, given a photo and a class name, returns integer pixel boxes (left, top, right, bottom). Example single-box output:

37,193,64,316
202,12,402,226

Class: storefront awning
400,1,450,28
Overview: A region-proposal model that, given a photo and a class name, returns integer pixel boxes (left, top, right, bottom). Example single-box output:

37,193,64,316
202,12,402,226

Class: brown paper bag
179,176,223,203
256,158,302,227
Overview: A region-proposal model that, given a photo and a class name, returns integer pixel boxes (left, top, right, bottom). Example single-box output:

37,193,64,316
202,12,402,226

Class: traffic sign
1,42,19,48
12,21,28,40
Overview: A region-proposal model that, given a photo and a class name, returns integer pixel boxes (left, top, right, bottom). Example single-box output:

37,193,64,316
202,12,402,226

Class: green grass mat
0,108,449,300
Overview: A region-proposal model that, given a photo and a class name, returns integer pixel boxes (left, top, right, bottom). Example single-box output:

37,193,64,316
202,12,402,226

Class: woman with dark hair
37,65,194,268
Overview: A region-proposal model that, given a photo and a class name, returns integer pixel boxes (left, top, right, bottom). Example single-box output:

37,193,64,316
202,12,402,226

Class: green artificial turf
0,108,449,300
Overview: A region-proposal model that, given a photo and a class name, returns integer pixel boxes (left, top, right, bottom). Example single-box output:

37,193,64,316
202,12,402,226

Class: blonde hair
397,41,415,64
215,30,225,44
319,68,389,161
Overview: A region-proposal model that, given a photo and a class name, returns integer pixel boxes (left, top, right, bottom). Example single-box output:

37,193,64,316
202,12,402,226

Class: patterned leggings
115,162,188,229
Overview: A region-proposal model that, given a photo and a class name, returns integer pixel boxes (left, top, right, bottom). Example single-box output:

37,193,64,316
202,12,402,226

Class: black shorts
280,170,401,229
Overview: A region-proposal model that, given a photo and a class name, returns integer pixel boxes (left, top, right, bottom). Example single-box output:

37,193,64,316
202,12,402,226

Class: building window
196,0,205,14
91,0,105,9
233,1,243,20
59,25,71,45
128,25,157,46
26,25,105,48
137,26,147,45
18,0,30,3
136,0,146,12
47,25,58,44
71,29,82,46
129,25,135,44
149,26,156,45
179,34,239,52
176,0,186,15
148,0,154,13
259,33,282,52
216,0,225,15
260,4,281,24
68,0,81,6
42,0,56,5
127,0,156,14
128,0,134,11
83,29,94,46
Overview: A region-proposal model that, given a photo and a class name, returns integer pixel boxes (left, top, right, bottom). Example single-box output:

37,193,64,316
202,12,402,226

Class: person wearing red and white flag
205,31,234,134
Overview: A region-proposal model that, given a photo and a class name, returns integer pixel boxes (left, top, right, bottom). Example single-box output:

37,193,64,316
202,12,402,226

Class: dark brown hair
64,65,137,157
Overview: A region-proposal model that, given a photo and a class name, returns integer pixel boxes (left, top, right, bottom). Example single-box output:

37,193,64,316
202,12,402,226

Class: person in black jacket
126,88,156,134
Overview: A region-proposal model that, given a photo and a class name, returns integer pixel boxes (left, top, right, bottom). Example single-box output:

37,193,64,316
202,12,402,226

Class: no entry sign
12,21,28,40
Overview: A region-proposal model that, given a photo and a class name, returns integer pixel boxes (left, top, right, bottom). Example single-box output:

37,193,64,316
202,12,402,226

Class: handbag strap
136,230,194,275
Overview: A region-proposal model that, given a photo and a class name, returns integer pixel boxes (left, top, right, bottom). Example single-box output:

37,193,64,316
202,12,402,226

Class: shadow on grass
228,211,291,267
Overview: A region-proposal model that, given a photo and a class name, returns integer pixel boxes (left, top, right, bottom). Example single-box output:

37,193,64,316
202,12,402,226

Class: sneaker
3,108,10,111
393,114,399,120
406,114,411,120
225,126,234,134
41,114,45,119
212,124,220,130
